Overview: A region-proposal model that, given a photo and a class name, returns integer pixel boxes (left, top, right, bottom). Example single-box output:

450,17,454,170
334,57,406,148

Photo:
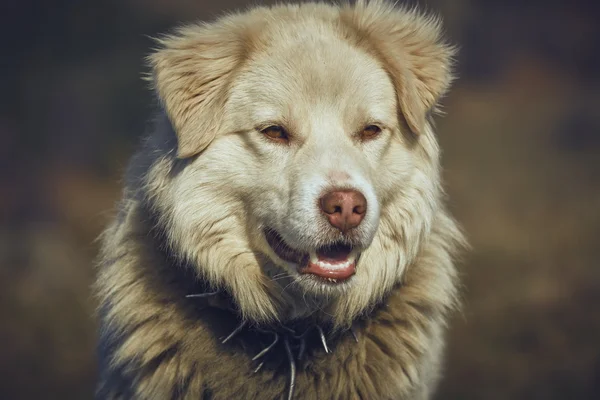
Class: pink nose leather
319,190,367,233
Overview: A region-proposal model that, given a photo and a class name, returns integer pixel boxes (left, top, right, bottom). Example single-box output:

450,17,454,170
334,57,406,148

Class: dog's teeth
309,250,318,264
316,259,351,271
348,249,358,262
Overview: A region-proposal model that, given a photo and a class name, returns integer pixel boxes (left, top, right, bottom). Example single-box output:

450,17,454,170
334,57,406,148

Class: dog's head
146,1,455,327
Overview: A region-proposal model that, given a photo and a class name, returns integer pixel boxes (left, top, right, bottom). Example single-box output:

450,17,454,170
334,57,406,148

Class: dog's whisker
252,331,279,361
186,291,219,298
283,337,296,400
291,325,311,340
221,320,247,344
280,280,298,296
279,325,296,335
316,325,330,353
311,299,335,318
253,361,265,373
297,335,306,361
350,327,359,343
270,275,294,282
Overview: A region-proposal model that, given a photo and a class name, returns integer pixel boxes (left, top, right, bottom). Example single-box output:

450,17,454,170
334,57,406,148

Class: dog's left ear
148,21,248,158
342,2,456,135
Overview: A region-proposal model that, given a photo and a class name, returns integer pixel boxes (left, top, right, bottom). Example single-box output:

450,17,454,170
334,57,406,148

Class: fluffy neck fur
96,2,464,397
95,182,462,399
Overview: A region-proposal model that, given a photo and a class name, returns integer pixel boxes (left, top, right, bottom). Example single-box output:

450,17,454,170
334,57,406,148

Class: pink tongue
301,260,355,280
300,246,355,280
298,245,355,280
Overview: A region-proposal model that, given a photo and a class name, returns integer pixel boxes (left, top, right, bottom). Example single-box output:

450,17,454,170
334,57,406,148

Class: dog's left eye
261,125,289,143
360,125,382,140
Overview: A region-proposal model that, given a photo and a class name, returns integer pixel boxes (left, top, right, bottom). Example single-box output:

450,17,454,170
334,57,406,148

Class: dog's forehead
230,34,397,125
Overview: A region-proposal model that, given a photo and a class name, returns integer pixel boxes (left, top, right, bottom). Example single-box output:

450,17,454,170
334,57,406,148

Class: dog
95,1,465,399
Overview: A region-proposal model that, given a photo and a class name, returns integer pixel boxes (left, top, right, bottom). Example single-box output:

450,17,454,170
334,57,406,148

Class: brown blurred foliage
1,0,599,398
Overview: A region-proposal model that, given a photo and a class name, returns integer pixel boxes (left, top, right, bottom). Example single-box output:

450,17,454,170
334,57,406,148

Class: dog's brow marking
221,320,248,344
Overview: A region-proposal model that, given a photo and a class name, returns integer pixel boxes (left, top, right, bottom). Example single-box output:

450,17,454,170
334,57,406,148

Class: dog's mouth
264,229,358,283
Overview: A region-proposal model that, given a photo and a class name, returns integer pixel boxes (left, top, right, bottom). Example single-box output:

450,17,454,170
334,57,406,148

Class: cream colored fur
96,1,464,399
146,0,457,326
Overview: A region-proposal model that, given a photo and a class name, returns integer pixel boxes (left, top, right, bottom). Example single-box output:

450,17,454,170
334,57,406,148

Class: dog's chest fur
96,2,463,397
96,203,454,400
99,302,422,399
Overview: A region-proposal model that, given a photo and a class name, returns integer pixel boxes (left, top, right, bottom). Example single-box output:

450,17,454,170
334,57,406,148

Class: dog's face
148,3,454,326
226,39,406,286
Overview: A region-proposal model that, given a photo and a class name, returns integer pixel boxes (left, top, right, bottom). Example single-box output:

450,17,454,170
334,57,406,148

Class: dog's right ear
148,22,248,158
341,1,456,137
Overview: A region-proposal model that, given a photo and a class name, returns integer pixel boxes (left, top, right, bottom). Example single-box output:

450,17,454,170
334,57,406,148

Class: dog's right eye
360,125,382,140
260,125,289,143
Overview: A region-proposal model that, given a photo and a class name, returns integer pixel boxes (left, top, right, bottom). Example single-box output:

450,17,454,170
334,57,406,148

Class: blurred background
2,0,599,398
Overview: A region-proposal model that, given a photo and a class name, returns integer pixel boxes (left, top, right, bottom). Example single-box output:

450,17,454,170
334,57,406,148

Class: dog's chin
263,228,362,287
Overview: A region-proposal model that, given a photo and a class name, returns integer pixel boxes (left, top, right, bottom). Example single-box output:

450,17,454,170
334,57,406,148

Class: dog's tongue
300,245,356,280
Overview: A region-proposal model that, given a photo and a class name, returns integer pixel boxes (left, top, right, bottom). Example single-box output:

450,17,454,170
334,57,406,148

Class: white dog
96,2,465,399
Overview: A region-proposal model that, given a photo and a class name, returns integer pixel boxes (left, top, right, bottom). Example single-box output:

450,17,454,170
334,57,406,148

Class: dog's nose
319,190,367,233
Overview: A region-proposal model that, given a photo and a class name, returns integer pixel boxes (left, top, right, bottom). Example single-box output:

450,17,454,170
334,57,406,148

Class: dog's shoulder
95,306,137,400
